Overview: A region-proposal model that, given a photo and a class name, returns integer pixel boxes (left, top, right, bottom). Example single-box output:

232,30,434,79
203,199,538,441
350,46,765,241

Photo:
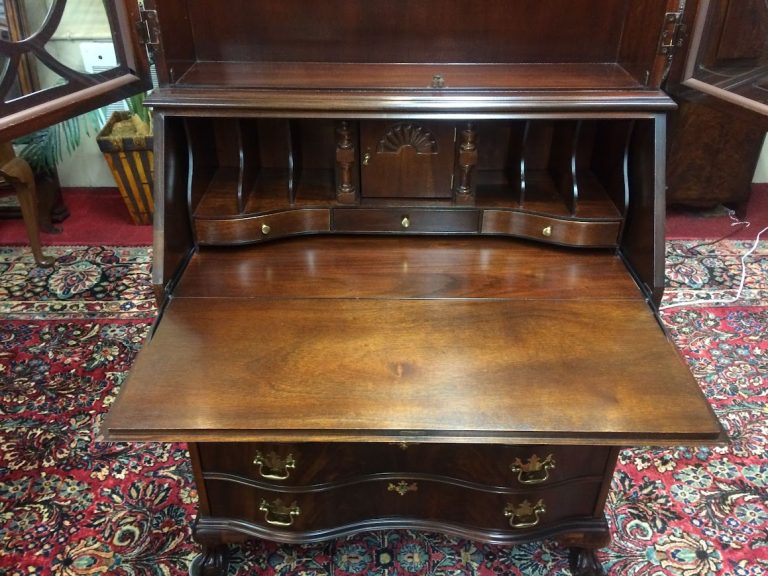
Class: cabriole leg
568,547,606,576
189,543,229,576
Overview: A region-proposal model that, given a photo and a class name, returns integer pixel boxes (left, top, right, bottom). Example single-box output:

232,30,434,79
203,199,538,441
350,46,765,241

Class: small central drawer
333,208,479,234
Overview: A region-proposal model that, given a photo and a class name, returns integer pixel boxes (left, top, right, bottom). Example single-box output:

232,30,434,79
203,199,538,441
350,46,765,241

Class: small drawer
482,210,620,247
196,443,612,488
333,208,479,234
204,475,604,536
195,209,330,244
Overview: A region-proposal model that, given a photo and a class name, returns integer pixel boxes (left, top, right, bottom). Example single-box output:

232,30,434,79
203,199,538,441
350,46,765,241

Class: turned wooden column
455,122,478,204
335,121,357,204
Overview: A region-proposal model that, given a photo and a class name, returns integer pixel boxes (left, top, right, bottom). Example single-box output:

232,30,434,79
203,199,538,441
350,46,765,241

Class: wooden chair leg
1,158,54,267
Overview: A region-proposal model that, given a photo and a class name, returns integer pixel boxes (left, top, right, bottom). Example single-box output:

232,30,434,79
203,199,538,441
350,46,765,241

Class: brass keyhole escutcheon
261,223,271,235
363,152,371,166
401,216,411,229
431,73,445,89
388,480,418,496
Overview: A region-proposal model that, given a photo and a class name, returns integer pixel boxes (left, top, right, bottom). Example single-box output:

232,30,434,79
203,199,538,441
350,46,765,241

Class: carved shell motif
377,123,438,154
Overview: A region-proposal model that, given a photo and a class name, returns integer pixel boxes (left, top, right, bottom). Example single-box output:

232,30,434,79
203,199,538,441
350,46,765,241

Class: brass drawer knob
253,451,296,480
401,216,411,229
509,453,556,485
261,223,271,235
259,498,300,527
542,225,552,237
388,480,418,496
504,499,546,529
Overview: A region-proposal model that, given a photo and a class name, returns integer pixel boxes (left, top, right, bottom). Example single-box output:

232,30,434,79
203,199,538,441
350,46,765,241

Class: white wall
57,135,117,187
754,136,768,183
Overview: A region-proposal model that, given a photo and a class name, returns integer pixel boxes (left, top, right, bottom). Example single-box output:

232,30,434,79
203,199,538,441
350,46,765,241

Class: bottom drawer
204,476,603,536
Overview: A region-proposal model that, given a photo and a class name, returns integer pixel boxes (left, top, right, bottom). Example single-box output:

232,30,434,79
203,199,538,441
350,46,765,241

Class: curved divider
239,119,260,213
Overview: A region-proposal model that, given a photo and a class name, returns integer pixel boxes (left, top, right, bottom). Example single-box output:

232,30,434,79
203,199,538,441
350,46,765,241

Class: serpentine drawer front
197,443,612,488
203,474,604,535
195,209,331,245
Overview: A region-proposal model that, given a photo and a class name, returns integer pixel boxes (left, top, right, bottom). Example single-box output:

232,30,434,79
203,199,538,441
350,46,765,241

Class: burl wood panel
667,100,765,208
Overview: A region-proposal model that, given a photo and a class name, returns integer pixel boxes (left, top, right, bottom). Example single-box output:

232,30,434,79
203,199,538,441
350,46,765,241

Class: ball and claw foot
189,544,229,576
569,547,606,576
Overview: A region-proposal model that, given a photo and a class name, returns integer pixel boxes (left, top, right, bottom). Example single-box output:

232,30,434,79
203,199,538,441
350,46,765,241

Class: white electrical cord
660,217,768,310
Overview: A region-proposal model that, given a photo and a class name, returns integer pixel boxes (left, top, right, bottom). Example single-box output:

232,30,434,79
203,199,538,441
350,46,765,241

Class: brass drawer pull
388,480,418,496
542,225,552,237
509,453,556,485
261,223,271,235
401,216,411,229
504,499,546,529
253,451,296,480
259,498,300,527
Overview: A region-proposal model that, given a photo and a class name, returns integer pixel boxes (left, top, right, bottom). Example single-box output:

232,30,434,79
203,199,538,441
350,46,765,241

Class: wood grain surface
105,295,720,444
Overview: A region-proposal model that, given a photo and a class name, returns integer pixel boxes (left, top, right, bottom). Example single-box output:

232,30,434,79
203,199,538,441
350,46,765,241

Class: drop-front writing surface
107,238,719,445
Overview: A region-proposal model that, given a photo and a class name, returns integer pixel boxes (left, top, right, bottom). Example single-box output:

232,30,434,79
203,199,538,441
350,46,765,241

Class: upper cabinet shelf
147,62,676,113
175,62,644,92
146,0,677,105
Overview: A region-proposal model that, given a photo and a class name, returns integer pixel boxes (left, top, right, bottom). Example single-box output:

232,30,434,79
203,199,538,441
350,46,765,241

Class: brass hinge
137,8,160,46
658,11,685,55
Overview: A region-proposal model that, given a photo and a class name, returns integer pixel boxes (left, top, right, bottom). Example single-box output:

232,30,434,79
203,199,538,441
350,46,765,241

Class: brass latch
658,11,685,55
431,74,446,89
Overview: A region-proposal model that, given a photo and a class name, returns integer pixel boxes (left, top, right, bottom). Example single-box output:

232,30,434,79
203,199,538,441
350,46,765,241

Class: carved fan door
360,121,456,198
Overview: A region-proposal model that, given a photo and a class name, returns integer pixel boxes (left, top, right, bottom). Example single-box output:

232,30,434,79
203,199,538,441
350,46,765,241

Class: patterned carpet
0,242,766,575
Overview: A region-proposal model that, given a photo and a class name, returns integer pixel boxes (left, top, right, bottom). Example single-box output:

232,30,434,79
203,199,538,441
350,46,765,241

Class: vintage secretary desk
91,1,768,574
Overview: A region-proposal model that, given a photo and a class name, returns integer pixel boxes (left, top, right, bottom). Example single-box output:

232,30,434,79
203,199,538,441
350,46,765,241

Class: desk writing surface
105,295,720,444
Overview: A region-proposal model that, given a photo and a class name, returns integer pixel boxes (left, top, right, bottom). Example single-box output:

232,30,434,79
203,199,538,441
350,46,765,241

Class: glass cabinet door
677,0,768,116
0,0,151,140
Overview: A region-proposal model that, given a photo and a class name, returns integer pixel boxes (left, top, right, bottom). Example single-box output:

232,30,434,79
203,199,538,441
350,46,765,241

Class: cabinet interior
181,118,647,248
155,0,669,91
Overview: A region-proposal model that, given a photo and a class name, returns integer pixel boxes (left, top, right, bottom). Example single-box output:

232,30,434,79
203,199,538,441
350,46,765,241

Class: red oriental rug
0,241,766,575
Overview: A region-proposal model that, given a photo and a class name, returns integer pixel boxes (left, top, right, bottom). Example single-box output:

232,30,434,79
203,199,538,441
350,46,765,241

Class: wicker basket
97,111,154,225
